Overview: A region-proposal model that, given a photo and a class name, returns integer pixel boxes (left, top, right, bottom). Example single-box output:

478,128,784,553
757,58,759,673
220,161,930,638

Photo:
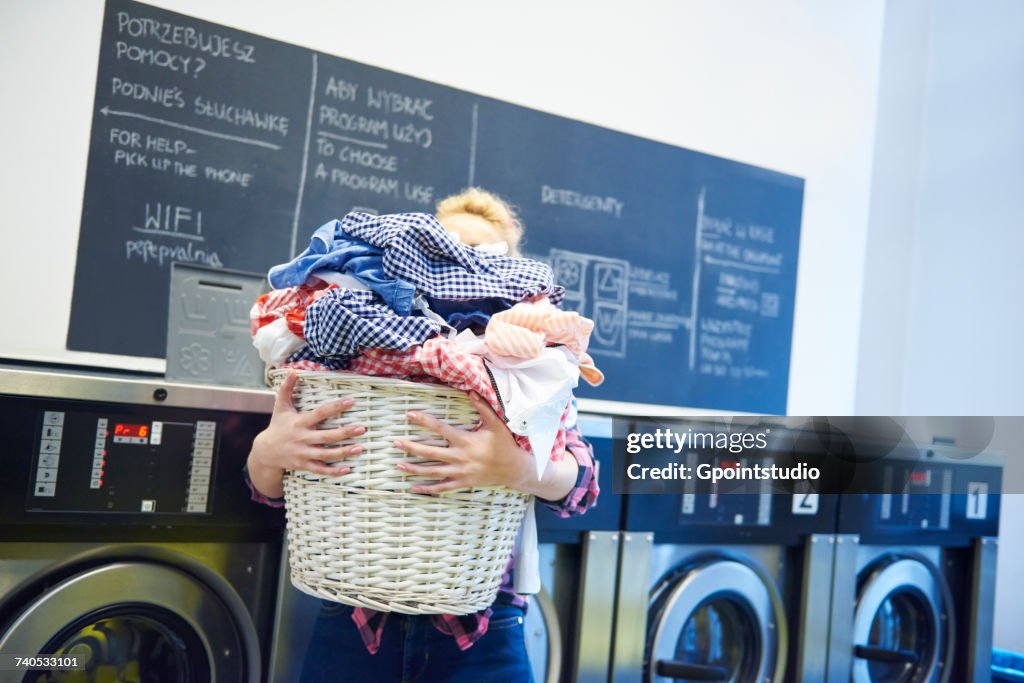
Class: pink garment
347,338,569,462
485,298,604,386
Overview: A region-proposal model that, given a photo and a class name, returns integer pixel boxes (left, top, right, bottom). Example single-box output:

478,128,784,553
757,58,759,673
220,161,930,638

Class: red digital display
113,423,149,438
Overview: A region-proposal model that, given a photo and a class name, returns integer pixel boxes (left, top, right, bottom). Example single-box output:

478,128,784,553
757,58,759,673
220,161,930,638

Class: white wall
902,0,1024,418
908,0,1024,653
857,0,1024,652
858,0,1024,414
854,0,930,417
0,0,887,414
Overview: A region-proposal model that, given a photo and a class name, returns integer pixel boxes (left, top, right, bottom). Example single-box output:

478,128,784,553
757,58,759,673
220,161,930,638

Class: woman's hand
394,392,578,500
247,371,364,498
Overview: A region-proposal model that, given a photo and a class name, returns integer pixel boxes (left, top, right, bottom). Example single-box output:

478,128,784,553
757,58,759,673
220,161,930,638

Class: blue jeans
300,601,535,683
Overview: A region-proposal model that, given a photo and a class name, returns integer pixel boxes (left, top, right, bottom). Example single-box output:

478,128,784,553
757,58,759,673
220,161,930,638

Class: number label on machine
792,493,820,515
966,482,989,520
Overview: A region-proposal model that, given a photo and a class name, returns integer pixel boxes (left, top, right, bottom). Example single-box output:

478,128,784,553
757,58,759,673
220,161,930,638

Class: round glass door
647,559,785,683
23,606,207,683
523,588,562,683
852,557,948,683
670,595,759,680
0,562,256,682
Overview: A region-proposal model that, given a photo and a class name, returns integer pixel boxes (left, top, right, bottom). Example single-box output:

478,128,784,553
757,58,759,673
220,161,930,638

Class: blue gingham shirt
284,344,350,369
303,288,441,359
341,212,564,305
268,219,417,316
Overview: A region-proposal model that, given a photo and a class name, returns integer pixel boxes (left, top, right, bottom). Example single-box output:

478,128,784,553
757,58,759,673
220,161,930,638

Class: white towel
252,318,305,365
484,347,580,480
513,500,541,594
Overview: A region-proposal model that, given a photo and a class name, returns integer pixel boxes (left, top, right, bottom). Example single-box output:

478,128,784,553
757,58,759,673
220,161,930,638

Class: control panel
678,452,774,526
29,408,219,515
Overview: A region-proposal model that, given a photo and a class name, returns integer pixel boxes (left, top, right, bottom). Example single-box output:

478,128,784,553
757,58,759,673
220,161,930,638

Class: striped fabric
485,318,546,358
485,298,605,385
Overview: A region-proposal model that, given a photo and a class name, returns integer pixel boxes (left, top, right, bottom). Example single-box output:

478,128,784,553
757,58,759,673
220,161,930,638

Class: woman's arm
516,450,579,502
539,424,599,517
392,391,578,501
246,371,366,500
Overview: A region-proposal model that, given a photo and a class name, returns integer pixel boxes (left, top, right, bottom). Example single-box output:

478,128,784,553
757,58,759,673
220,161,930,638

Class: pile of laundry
249,211,604,477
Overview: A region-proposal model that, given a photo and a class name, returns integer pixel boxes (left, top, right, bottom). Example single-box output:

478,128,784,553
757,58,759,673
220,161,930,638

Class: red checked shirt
243,423,598,653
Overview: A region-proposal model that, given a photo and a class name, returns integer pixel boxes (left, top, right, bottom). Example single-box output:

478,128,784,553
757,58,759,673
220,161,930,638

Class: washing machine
827,443,1002,683
530,413,624,683
611,419,839,683
267,413,623,683
0,364,284,682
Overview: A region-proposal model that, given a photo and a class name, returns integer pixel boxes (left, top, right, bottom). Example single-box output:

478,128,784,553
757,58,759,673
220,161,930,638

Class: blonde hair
435,187,523,256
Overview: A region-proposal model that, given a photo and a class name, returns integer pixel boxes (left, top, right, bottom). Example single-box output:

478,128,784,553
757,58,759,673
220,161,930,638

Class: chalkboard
68,0,804,413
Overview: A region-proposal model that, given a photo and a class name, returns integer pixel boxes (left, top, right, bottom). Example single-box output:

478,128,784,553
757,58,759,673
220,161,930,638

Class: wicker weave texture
270,370,529,615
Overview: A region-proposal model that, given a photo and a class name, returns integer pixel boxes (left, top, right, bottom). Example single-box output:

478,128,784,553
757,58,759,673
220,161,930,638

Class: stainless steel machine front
610,418,839,683
826,444,1002,683
0,364,282,682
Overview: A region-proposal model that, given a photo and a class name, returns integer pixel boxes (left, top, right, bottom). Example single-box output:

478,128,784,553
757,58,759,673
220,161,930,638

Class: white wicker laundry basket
269,369,530,615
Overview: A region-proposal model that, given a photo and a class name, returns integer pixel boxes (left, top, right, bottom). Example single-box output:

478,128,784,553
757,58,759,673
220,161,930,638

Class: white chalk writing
541,185,624,218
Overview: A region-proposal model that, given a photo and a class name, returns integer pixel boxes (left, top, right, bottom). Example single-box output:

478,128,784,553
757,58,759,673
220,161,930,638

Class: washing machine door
0,561,258,682
523,588,562,683
646,558,785,683
851,556,950,683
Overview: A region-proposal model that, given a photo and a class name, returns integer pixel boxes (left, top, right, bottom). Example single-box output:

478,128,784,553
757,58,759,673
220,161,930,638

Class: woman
246,188,598,682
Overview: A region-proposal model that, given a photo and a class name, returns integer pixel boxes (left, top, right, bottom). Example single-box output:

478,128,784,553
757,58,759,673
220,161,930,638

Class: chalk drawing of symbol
592,303,624,350
179,343,211,376
594,263,627,304
549,249,629,358
552,251,587,303
556,259,582,288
